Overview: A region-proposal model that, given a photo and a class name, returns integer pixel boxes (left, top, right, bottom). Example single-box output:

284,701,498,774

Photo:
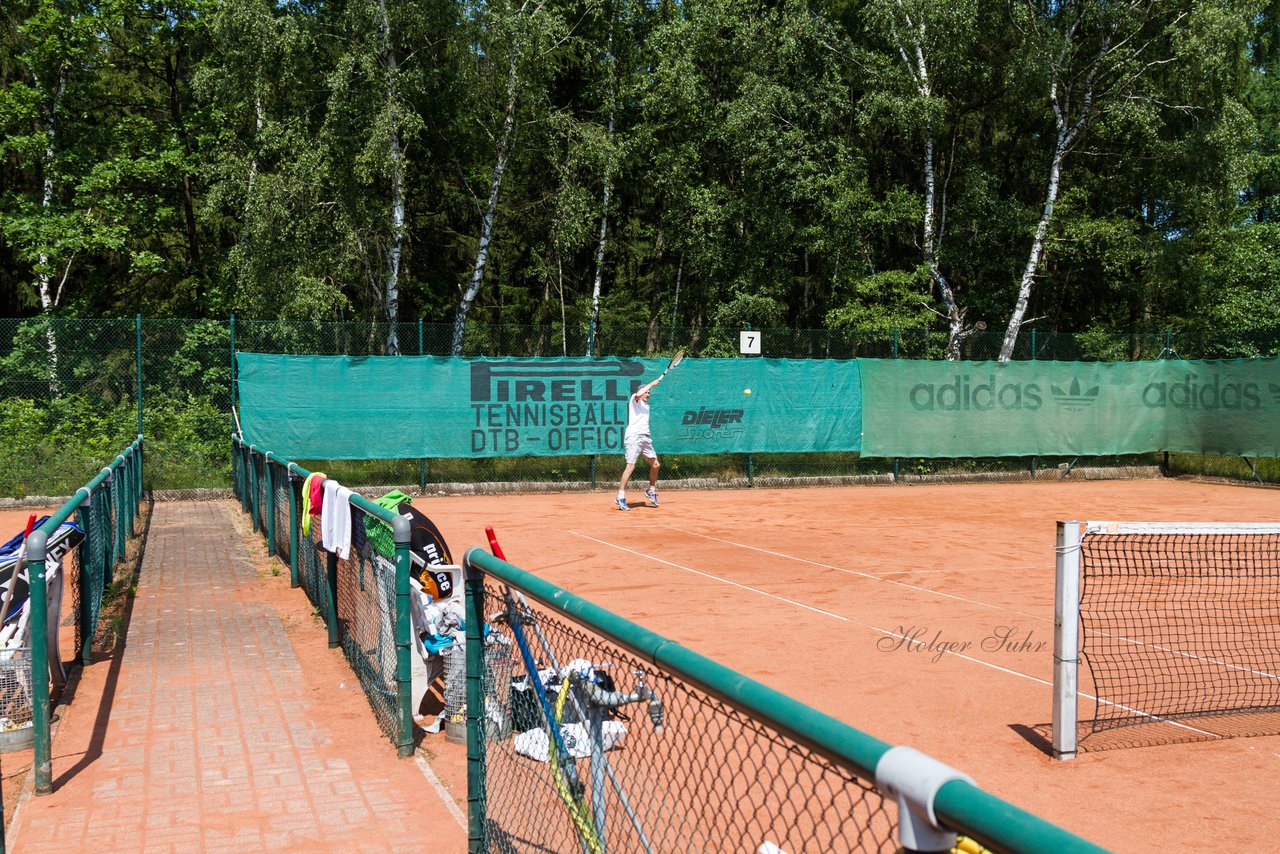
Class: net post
463,549,487,853
1053,520,1082,760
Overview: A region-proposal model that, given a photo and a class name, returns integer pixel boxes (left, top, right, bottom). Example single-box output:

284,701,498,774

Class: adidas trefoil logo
1050,378,1100,410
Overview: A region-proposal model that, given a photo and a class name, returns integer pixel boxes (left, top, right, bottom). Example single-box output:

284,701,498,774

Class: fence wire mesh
476,584,897,854
6,316,1280,502
236,449,404,743
334,507,401,738
69,485,116,660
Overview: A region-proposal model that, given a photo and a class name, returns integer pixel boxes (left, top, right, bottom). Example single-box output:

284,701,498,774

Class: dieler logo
1050,378,1100,411
680,407,746,441
682,408,744,429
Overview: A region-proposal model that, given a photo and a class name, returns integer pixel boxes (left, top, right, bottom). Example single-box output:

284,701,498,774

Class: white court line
668,526,1280,681
570,530,1222,740
664,525,1045,622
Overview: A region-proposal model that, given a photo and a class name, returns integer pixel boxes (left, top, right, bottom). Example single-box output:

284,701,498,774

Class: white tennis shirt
624,393,651,441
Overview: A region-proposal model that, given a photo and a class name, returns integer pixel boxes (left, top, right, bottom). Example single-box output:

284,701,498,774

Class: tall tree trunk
453,42,521,356
163,51,201,287
377,0,404,355
999,34,1098,361
1000,135,1068,360
34,64,68,396
891,10,974,360
586,109,614,357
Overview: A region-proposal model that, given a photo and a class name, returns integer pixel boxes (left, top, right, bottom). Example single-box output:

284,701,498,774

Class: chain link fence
476,583,896,852
7,317,1280,501
463,548,1105,854
233,442,409,746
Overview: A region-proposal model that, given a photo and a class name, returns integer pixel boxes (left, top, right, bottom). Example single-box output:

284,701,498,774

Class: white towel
321,481,354,558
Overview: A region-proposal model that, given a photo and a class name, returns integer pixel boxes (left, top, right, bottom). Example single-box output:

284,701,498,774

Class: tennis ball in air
744,388,752,395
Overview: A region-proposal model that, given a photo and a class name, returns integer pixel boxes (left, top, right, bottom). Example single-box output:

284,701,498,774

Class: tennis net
1053,521,1280,758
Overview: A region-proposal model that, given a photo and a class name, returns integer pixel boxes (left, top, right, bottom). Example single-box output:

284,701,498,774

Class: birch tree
1000,0,1185,360
866,0,984,359
452,0,563,355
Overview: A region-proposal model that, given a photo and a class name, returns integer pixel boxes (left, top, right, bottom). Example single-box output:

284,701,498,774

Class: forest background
4,0,1280,495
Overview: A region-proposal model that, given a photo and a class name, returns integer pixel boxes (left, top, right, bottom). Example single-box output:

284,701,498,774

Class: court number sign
740,331,761,355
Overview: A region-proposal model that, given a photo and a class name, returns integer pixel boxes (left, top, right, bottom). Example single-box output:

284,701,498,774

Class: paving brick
8,502,465,853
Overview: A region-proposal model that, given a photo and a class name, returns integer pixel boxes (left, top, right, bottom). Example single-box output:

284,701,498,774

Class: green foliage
0,0,1277,362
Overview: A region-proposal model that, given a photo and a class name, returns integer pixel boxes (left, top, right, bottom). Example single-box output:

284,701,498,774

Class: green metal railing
24,435,144,796
461,547,1107,854
231,436,416,756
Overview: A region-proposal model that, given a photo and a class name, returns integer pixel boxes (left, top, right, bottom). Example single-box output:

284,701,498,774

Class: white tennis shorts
624,435,657,465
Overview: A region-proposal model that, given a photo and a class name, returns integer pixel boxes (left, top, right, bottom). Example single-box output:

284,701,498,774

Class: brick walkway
7,502,466,853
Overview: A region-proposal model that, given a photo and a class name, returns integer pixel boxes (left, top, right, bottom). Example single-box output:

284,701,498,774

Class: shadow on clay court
50,497,152,790
1009,723,1054,757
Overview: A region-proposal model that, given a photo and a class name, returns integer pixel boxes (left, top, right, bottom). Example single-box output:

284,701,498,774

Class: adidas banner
858,358,1280,458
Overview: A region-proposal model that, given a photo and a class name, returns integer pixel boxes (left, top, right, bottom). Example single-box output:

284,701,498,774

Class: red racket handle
484,526,507,561
23,514,36,538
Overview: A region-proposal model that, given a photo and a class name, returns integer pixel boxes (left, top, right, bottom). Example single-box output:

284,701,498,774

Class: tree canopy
3,0,1278,357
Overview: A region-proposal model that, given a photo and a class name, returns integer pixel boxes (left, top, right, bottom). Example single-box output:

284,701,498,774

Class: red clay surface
4,478,1279,852
410,478,1280,854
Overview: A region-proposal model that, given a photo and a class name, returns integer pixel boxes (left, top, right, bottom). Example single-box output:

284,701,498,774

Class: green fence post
238,443,250,514
326,550,340,648
893,327,900,483
113,459,126,565
136,315,143,437
26,532,51,795
75,491,93,667
747,453,754,487
135,438,144,530
250,447,260,534
266,461,277,558
465,560,486,852
393,515,414,758
1031,327,1037,361
287,465,300,588
418,319,427,494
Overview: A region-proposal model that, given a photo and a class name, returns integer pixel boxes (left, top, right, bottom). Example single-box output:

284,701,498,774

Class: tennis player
615,376,663,511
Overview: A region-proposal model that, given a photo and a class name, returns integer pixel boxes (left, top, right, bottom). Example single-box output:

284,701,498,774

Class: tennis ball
744,388,752,395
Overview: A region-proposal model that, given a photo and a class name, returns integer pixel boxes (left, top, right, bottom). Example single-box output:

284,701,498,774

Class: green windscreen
235,354,863,460
859,358,1280,457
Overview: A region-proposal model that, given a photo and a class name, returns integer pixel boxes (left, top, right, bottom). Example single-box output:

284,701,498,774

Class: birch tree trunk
34,65,68,396
586,110,614,357
377,0,404,356
998,22,1099,361
452,42,521,356
889,8,974,360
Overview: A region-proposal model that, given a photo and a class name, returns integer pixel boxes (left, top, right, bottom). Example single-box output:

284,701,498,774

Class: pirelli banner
858,358,1280,458
235,353,864,460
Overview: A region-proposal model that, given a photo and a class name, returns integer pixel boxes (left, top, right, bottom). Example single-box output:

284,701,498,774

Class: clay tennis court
411,477,1280,853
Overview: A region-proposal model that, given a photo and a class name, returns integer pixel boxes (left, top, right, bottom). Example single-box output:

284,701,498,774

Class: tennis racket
656,349,685,382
